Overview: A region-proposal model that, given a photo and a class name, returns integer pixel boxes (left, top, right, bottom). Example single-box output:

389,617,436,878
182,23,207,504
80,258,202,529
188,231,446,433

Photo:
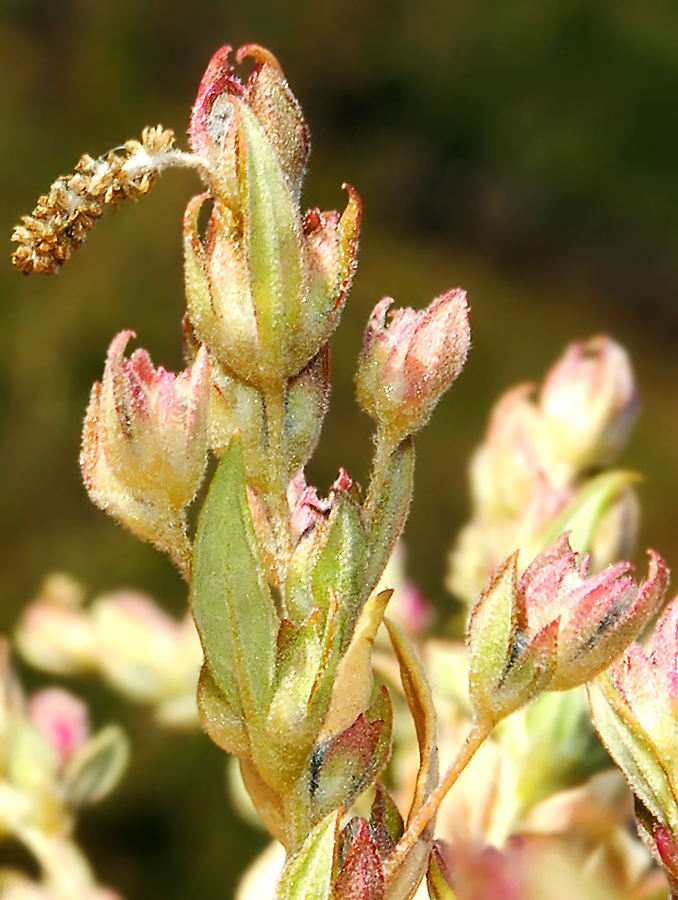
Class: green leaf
197,664,250,757
426,843,459,900
321,589,392,738
276,809,341,900
191,437,278,729
384,618,438,820
62,725,129,807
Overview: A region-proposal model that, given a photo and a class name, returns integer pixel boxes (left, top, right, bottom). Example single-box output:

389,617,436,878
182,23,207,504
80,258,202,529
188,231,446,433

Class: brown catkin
11,126,175,275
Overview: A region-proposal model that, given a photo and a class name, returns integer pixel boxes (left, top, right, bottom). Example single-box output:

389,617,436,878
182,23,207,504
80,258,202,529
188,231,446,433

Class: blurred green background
2,0,678,897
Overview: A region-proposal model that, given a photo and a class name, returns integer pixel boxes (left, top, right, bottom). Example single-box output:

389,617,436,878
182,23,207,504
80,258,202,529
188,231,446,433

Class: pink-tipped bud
356,289,470,443
184,47,361,387
29,688,89,769
519,534,667,692
468,533,668,724
539,336,638,473
80,332,210,572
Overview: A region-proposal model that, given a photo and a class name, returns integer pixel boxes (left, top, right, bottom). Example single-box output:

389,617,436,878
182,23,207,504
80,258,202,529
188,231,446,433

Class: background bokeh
2,1,678,897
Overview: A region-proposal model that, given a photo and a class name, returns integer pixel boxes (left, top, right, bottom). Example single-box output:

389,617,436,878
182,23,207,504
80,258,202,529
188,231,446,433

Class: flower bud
356,290,470,444
335,818,384,900
28,688,89,770
519,534,667,692
81,331,210,573
468,533,668,724
184,46,361,389
16,596,98,676
588,597,678,892
539,336,638,474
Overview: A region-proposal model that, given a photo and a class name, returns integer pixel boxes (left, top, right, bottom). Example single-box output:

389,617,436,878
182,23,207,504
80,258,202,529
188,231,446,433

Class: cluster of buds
7,42,469,895
0,641,127,900
590,597,678,896
16,574,202,727
449,337,640,604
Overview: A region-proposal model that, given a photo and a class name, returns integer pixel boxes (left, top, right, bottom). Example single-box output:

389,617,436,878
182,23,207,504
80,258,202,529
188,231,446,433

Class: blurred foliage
2,1,678,898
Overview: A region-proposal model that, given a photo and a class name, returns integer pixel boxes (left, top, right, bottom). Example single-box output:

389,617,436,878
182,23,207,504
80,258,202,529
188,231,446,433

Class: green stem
363,428,399,525
262,383,293,591
383,718,492,888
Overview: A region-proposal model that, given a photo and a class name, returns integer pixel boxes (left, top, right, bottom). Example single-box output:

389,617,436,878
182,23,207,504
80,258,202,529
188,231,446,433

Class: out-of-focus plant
8,41,678,900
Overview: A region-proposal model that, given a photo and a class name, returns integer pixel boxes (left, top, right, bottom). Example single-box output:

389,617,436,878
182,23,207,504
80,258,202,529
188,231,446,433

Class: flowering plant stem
384,718,492,887
10,38,678,900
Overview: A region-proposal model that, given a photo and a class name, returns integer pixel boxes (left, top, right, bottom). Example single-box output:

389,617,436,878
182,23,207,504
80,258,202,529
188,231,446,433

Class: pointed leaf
239,757,289,847
191,437,278,727
335,819,384,900
370,784,404,857
426,843,459,900
197,664,250,757
276,809,341,900
321,589,392,738
384,618,438,821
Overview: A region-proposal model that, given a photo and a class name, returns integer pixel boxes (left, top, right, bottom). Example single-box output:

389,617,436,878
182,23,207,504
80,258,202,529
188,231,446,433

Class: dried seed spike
11,125,177,275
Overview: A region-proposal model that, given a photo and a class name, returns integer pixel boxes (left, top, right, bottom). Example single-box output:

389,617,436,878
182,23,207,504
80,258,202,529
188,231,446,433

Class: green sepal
370,784,405,857
589,674,678,834
286,490,367,637
275,808,341,900
265,600,341,786
466,553,519,722
487,620,559,725
197,664,250,757
363,438,415,603
240,104,305,383
243,49,310,195
191,437,278,733
313,495,366,641
182,193,215,344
